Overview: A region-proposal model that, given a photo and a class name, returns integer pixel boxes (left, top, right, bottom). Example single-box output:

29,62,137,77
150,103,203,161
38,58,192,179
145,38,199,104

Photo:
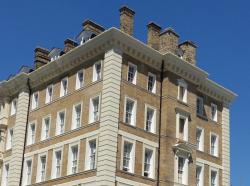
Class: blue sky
0,0,247,185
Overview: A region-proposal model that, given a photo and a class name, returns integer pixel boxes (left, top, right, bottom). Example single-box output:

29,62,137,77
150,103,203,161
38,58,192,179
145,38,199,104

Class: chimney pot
159,28,179,54
179,40,197,65
64,38,78,53
119,6,135,36
147,22,161,50
34,47,50,69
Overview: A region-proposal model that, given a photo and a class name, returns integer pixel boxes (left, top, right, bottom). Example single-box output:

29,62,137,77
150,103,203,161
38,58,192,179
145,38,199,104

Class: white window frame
89,95,101,124
210,132,219,157
6,128,13,150
1,162,9,186
60,77,68,97
211,103,218,122
124,96,137,126
27,122,36,146
36,152,47,183
127,62,137,85
121,137,135,173
41,115,51,141
176,113,188,141
147,72,156,93
174,155,189,185
144,104,156,133
209,167,219,186
142,144,155,179
197,96,204,116
196,127,204,152
10,98,17,116
85,136,98,170
196,163,204,186
22,157,33,186
56,109,66,135
72,102,82,130
75,69,84,90
92,61,102,82
31,92,39,110
177,79,187,103
67,142,80,175
45,84,53,104
51,147,63,179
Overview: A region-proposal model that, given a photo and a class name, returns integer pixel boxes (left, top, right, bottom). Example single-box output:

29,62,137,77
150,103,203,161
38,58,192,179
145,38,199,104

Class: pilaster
8,91,29,186
96,49,122,185
222,105,230,186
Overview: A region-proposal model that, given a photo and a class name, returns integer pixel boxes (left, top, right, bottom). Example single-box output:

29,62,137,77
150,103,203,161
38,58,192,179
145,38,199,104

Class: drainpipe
157,60,164,186
19,78,31,186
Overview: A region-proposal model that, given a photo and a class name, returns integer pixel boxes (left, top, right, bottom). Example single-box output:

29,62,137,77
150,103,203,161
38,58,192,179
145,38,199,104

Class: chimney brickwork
179,40,197,65
64,39,78,53
159,28,179,54
119,6,135,36
82,19,105,34
147,22,161,50
34,47,50,69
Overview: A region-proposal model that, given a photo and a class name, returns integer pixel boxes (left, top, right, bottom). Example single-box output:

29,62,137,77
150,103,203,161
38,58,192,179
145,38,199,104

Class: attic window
49,48,62,62
77,30,97,45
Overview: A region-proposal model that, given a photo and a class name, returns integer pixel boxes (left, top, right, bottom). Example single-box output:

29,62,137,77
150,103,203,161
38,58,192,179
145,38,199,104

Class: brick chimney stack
179,40,197,65
159,28,179,54
82,19,105,35
147,22,161,50
64,38,78,53
34,47,50,69
119,6,135,36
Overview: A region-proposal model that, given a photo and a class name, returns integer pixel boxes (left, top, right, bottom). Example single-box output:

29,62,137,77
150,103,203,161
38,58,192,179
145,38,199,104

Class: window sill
196,113,208,121
177,100,189,107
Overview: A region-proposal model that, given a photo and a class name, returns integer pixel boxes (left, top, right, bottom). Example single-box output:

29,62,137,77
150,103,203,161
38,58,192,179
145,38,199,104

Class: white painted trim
22,156,33,186
118,130,158,148
36,152,48,183
176,112,189,141
211,103,218,122
51,146,63,179
56,109,66,136
147,72,156,93
196,126,204,152
210,132,219,157
196,162,204,186
88,94,101,124
26,120,37,146
120,136,136,173
41,114,51,141
85,135,98,171
24,130,99,157
67,141,80,175
31,91,39,110
177,79,188,103
75,69,84,90
60,77,68,97
209,166,219,186
124,96,137,126
71,101,83,130
127,62,137,85
45,84,53,104
142,144,156,179
92,60,102,82
144,104,157,134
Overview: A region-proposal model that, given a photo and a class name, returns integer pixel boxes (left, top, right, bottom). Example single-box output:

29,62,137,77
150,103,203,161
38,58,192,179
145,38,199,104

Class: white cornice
0,27,237,104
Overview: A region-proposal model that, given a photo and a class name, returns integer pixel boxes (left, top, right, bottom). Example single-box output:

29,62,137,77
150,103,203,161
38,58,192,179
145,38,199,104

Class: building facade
0,6,236,186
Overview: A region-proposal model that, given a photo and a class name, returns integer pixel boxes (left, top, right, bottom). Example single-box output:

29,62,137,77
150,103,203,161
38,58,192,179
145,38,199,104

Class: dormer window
77,30,97,45
48,48,62,62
